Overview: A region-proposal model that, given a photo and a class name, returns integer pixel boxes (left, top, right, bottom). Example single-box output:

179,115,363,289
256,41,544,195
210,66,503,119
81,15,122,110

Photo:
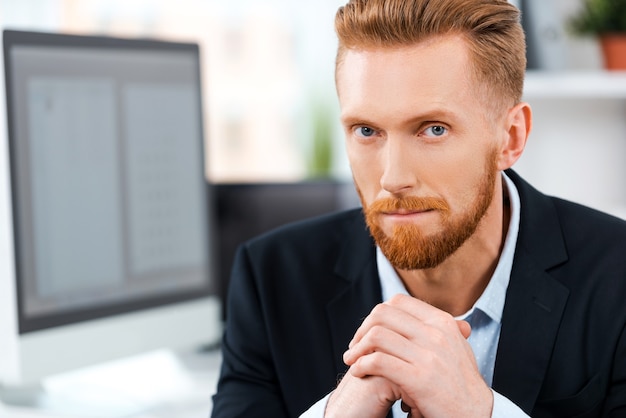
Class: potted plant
568,0,626,70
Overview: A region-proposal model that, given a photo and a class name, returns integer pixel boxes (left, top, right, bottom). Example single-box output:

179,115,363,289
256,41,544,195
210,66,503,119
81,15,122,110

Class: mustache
367,196,450,213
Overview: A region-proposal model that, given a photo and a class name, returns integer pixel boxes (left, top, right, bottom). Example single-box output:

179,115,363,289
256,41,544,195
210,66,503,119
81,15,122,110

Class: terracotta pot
600,34,626,70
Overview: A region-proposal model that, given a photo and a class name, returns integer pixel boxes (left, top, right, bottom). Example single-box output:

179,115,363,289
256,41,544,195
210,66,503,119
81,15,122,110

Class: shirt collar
377,171,521,324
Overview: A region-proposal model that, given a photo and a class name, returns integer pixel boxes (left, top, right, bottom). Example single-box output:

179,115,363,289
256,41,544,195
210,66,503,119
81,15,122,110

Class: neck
397,177,510,317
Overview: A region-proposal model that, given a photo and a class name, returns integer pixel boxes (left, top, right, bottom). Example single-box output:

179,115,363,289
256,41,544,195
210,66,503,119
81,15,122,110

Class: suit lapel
493,171,570,413
325,213,382,376
493,247,569,412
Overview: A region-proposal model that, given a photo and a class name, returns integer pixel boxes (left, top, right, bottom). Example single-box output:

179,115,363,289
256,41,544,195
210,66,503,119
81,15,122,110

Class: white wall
1,0,622,218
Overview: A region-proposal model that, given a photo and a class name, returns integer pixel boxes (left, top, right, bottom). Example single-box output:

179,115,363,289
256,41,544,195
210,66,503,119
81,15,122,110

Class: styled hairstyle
335,0,526,111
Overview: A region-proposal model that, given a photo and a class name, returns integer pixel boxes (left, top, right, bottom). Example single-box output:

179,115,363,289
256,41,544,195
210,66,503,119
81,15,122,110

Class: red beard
362,150,498,270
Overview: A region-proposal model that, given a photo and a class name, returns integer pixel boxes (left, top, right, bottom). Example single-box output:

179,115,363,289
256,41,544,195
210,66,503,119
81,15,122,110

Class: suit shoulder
552,197,626,239
548,197,626,281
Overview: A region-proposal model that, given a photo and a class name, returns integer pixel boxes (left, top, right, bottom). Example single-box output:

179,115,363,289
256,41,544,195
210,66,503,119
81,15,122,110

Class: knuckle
368,325,387,344
421,349,435,366
371,302,388,316
442,314,458,328
358,351,385,372
388,293,406,306
430,330,447,347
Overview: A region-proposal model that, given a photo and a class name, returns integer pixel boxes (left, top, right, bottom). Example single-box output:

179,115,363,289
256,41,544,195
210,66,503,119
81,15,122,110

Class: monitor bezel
2,29,216,335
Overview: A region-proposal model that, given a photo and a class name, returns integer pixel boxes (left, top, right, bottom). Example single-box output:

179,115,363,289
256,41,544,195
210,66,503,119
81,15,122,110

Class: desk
0,348,222,418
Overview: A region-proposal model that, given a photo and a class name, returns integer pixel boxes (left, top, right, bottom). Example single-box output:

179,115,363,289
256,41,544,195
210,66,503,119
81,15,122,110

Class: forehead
336,36,479,120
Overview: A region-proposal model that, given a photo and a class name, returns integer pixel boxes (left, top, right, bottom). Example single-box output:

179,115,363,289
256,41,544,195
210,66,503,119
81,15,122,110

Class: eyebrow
340,108,459,127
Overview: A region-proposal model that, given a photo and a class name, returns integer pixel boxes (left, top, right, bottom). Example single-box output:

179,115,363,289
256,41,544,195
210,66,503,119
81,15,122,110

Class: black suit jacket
211,170,626,417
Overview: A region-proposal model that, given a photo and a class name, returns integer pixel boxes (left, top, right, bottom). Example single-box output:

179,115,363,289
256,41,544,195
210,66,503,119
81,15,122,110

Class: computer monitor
0,29,221,399
214,181,360,320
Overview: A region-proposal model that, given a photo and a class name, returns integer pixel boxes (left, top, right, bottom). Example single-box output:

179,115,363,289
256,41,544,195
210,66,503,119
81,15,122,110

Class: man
211,0,626,417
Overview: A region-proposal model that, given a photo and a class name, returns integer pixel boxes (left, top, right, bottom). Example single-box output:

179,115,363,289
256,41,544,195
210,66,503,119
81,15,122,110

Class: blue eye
355,126,377,138
424,125,447,137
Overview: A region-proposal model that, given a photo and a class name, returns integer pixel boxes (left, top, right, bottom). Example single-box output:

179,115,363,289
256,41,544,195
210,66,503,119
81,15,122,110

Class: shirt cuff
299,392,332,418
300,389,528,418
491,390,530,418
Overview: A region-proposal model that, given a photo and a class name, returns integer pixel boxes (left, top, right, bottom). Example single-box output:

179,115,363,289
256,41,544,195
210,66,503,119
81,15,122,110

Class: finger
348,350,410,379
401,395,424,418
401,400,411,412
386,294,454,325
349,296,450,348
385,295,469,342
457,320,471,339
350,295,465,349
349,302,420,348
344,324,417,366
326,372,402,417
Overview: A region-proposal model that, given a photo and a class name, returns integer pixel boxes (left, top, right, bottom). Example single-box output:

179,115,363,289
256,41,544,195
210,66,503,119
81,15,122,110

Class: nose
380,137,418,195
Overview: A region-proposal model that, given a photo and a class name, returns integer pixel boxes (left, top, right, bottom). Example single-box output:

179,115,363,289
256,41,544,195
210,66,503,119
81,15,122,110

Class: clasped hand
325,294,493,418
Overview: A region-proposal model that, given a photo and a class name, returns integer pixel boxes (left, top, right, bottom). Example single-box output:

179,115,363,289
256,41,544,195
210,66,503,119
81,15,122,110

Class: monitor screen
0,29,220,387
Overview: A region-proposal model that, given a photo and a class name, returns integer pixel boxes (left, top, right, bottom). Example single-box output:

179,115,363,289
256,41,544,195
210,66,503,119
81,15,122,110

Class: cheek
427,150,490,205
347,148,381,200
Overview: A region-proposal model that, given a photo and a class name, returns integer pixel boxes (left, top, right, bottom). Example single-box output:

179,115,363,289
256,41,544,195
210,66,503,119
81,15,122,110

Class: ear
497,102,532,171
